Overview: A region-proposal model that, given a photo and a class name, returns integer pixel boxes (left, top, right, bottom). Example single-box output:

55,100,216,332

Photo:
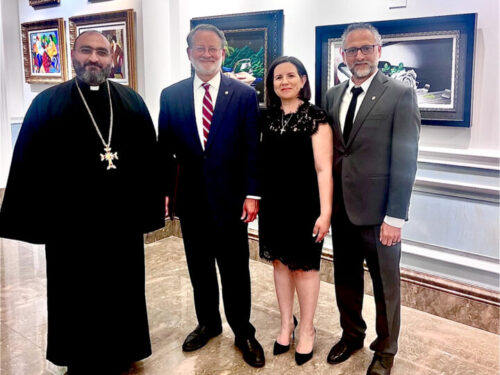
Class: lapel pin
225,91,229,95
371,96,376,100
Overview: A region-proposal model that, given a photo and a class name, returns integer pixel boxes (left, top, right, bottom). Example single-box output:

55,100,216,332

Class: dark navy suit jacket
158,73,259,226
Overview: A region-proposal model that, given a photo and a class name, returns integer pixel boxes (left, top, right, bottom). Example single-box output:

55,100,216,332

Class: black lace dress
258,102,329,271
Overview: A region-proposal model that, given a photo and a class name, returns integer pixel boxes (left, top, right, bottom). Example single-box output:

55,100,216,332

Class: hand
241,198,259,223
223,71,256,85
312,215,330,243
379,222,401,246
165,196,170,219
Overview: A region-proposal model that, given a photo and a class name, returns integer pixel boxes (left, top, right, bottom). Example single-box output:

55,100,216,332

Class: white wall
0,0,24,187
143,0,499,153
3,0,499,289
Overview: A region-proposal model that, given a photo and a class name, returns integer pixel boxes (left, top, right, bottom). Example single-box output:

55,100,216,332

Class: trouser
179,214,256,339
332,200,401,355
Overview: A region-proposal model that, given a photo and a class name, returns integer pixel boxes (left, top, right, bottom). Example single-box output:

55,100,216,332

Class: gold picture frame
21,18,68,84
29,0,60,7
69,9,137,90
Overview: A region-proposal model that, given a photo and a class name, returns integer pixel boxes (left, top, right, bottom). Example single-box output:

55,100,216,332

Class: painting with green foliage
222,29,266,103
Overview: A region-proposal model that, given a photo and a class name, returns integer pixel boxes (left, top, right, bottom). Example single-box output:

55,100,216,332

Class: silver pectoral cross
100,145,118,170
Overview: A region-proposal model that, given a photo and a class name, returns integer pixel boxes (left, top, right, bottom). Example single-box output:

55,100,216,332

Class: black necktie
343,86,363,143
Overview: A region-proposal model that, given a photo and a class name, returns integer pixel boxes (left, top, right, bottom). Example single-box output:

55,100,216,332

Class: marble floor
1,236,499,375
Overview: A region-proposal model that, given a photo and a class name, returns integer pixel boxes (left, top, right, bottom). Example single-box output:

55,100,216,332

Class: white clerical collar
90,85,100,91
348,70,377,92
193,72,221,91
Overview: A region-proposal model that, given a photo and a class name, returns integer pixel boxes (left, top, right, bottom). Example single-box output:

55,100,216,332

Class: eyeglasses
77,47,110,57
343,45,378,57
191,46,222,55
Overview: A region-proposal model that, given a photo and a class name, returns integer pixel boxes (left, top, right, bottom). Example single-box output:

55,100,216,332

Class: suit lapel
346,72,388,148
184,78,204,153
333,81,349,148
205,74,234,151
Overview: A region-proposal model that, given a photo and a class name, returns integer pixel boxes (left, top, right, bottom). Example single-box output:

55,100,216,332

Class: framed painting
191,10,284,105
69,9,136,90
29,0,60,7
316,13,477,127
21,18,68,84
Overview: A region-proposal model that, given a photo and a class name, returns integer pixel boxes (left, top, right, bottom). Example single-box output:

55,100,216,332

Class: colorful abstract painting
29,29,61,75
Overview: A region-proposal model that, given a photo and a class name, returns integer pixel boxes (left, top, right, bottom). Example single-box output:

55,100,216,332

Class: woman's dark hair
265,56,311,108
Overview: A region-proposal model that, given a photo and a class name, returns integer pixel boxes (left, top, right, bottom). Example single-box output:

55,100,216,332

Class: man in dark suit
158,24,264,368
324,23,420,374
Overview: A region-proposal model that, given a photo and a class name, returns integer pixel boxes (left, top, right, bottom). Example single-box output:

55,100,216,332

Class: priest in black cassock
0,31,164,374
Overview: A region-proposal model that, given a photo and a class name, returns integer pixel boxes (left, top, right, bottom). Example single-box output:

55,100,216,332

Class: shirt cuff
383,215,405,228
246,195,261,200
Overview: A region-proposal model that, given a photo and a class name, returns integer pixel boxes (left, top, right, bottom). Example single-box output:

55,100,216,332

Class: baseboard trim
401,267,499,307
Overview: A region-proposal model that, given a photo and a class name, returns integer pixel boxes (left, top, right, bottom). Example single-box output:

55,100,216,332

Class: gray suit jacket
325,71,420,226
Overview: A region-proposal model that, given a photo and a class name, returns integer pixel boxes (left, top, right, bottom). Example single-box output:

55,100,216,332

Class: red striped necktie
202,83,213,146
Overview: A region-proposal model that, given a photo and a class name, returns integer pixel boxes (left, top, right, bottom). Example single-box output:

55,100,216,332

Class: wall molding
9,116,23,124
418,146,500,171
402,239,499,275
252,228,499,305
413,176,499,203
415,146,500,203
248,227,499,333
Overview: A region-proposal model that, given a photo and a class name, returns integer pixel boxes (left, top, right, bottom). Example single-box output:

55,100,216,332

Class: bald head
73,30,110,51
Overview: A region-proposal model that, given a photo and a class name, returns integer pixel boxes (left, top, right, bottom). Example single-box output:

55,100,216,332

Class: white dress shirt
340,72,404,229
193,73,220,150
338,72,377,132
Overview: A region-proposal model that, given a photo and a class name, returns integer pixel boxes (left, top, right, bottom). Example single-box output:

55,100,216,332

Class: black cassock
0,78,164,366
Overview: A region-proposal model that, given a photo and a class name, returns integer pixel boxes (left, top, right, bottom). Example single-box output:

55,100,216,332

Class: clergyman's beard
73,61,111,85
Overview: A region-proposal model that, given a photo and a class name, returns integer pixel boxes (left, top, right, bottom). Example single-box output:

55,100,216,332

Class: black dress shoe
235,336,265,368
273,315,298,355
327,339,363,364
366,354,394,375
182,325,222,352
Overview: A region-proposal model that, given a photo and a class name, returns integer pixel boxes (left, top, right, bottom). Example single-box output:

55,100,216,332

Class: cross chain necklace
280,111,295,134
75,78,118,170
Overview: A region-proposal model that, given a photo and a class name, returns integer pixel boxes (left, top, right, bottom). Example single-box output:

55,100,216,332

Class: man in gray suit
324,23,420,375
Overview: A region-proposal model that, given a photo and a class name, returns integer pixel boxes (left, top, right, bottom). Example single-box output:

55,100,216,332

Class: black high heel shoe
295,327,316,365
273,315,298,355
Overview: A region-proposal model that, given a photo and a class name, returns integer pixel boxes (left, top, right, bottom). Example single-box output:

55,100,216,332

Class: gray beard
74,63,111,86
351,62,376,79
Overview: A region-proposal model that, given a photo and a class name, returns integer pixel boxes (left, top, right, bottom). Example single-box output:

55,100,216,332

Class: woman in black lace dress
259,56,333,365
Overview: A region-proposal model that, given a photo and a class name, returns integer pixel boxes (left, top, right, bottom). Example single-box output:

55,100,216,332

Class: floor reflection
1,236,498,374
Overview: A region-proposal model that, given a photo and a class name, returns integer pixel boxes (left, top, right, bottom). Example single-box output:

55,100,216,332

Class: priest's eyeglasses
77,47,111,57
343,45,378,57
